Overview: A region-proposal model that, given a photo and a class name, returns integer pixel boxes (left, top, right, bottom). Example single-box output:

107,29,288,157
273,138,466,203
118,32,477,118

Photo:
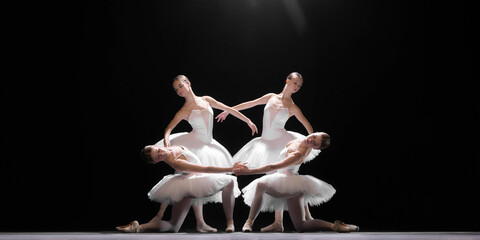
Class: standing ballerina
154,75,257,232
234,132,359,233
116,145,245,233
216,72,319,232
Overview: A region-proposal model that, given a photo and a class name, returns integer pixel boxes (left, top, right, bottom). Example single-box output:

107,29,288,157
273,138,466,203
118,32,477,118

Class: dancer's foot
225,221,235,233
332,220,359,233
260,221,284,232
242,220,253,232
196,222,217,233
116,221,140,233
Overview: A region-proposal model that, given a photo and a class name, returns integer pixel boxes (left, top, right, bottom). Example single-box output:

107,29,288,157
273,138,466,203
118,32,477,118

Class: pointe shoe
242,221,253,232
225,224,235,233
332,220,359,233
116,220,140,233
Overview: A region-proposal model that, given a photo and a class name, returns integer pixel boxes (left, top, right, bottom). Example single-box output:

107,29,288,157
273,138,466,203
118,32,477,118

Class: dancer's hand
232,161,247,170
247,120,258,136
215,111,229,122
233,162,250,175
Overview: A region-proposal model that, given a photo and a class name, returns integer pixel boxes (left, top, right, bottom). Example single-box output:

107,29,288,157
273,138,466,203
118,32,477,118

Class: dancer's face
286,77,303,93
173,80,189,97
305,133,323,150
149,146,168,163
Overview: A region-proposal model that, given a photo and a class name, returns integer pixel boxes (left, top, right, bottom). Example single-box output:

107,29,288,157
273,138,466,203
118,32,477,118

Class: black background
2,0,478,232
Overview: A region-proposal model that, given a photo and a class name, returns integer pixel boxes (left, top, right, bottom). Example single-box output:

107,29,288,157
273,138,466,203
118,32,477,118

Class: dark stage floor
0,232,479,240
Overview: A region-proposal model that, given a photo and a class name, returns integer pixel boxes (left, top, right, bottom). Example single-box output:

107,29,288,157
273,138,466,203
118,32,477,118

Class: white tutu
156,132,233,168
156,107,234,167
233,102,320,168
242,172,335,212
148,173,240,206
233,131,320,168
148,148,240,205
242,146,335,212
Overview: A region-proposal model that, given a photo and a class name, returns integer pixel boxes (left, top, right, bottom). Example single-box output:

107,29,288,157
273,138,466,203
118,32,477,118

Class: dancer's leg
158,203,168,219
222,180,235,232
192,204,217,232
260,210,284,232
244,182,303,232
242,182,267,232
304,205,314,220
286,196,333,232
136,203,169,232
139,197,193,233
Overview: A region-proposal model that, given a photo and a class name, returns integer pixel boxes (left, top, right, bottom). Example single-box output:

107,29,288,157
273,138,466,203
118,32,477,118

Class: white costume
233,102,319,168
242,148,335,212
155,105,234,167
148,147,240,206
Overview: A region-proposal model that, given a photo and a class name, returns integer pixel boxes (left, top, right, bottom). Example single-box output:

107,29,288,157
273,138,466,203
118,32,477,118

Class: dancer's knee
256,182,267,191
222,180,234,194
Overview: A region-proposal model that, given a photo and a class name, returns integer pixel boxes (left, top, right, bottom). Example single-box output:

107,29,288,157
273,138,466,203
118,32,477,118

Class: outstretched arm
204,96,258,135
215,93,274,122
172,159,245,174
164,109,188,147
233,151,303,175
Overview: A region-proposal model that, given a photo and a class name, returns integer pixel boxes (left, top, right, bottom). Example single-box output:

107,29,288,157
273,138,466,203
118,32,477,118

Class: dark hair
319,132,331,150
141,146,154,163
287,72,303,80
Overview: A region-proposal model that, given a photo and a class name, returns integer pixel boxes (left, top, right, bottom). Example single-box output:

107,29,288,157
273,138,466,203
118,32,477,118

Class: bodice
187,106,214,142
261,102,291,140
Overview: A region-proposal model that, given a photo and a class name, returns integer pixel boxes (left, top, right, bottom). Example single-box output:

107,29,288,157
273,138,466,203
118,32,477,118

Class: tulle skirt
233,131,320,168
242,172,335,212
148,173,241,206
156,132,234,167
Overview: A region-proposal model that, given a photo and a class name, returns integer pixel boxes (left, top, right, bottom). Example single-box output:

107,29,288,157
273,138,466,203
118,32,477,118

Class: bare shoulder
264,93,276,98
201,95,215,102
175,106,192,120
256,93,276,104
285,139,301,151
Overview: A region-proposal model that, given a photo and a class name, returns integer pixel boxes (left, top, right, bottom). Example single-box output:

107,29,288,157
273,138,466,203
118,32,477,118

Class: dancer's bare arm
204,96,258,135
233,151,303,175
290,104,314,134
215,93,274,122
164,109,189,146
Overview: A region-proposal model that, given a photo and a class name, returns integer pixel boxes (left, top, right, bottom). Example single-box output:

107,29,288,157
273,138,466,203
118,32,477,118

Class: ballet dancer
216,72,319,232
233,132,359,233
155,75,258,232
116,145,245,233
